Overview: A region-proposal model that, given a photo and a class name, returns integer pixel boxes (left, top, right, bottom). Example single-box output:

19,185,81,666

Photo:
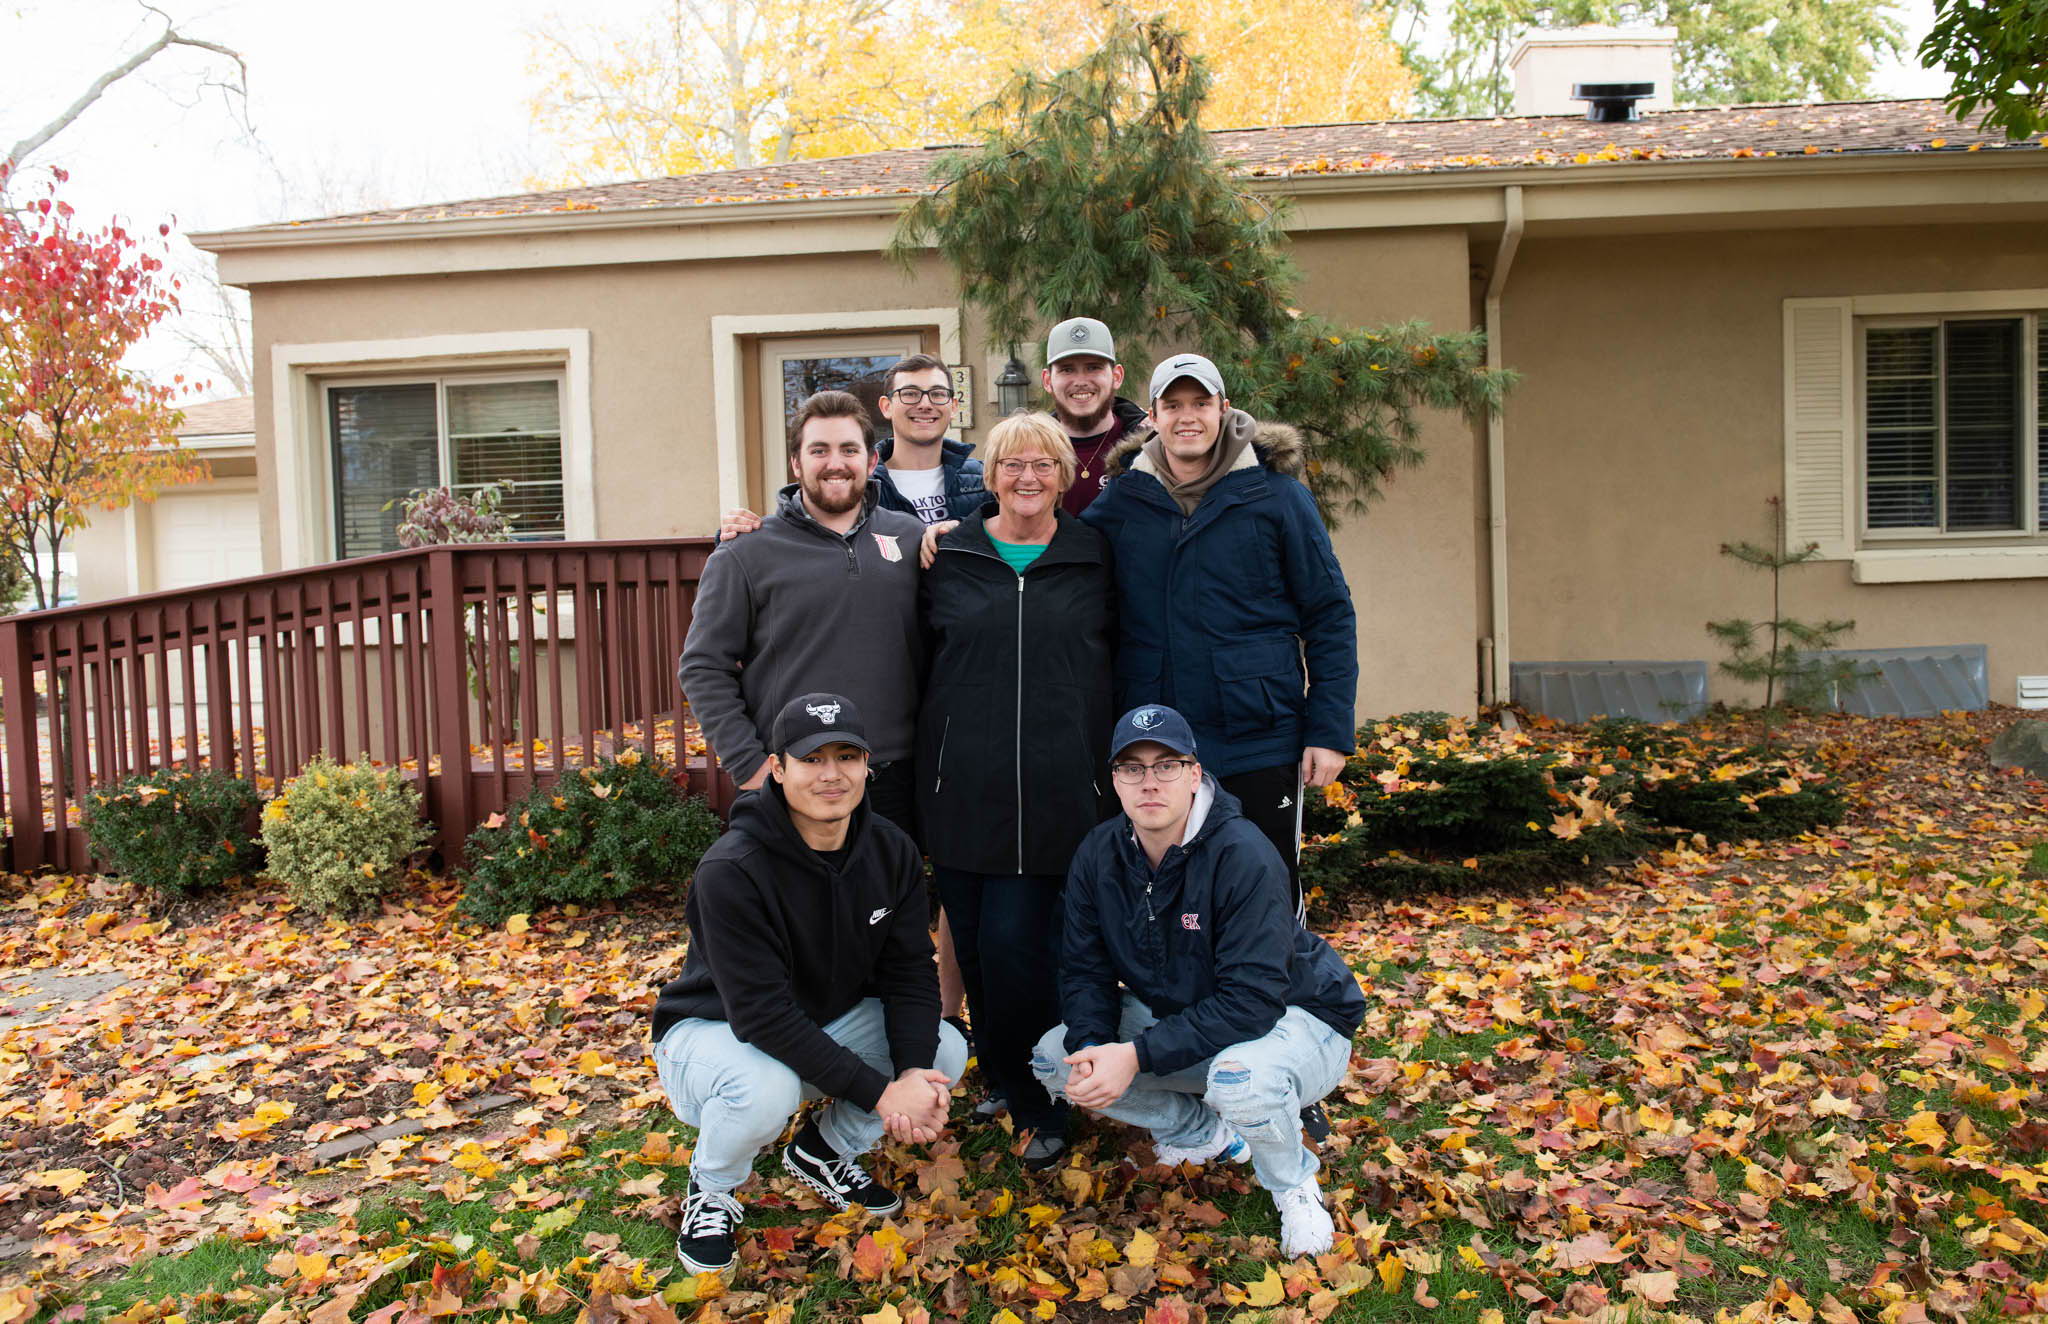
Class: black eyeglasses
1110,758,1196,784
890,386,956,404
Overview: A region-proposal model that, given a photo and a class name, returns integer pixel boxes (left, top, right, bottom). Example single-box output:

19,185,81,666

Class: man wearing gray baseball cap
1077,351,1358,901
1042,316,1149,514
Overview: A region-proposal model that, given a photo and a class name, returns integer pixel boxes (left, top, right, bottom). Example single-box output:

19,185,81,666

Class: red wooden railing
0,540,738,873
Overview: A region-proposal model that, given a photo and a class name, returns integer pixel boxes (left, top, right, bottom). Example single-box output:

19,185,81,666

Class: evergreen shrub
261,754,429,915
83,767,261,896
1300,711,1846,910
459,751,719,924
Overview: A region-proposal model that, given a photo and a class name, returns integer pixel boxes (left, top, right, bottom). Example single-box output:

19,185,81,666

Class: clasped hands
877,1067,953,1144
1061,1041,1140,1110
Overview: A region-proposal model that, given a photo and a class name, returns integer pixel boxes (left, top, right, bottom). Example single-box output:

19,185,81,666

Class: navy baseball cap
771,692,872,760
1108,704,1198,762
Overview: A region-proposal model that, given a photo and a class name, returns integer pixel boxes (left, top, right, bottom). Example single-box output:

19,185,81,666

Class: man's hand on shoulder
1300,746,1347,788
878,1067,953,1143
917,520,959,570
1063,1042,1140,1109
718,507,763,542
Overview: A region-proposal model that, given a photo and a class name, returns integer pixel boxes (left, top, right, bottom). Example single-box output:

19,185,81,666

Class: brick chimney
1508,26,1678,117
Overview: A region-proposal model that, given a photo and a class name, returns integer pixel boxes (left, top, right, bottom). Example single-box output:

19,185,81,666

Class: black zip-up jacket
1061,781,1365,1075
915,507,1116,875
678,484,925,784
650,784,939,1112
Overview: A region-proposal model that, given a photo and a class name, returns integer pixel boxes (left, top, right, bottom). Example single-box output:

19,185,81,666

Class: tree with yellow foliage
527,0,1414,184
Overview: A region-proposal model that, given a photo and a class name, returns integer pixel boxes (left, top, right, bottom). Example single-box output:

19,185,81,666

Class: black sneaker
781,1117,903,1215
674,1177,744,1279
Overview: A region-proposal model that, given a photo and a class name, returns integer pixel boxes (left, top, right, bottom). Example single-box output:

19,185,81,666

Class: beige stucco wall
249,252,984,555
246,228,1489,720
1289,227,1486,717
1501,220,2048,707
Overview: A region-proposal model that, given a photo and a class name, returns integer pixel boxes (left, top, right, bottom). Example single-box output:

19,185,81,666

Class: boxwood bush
82,767,262,897
458,752,720,924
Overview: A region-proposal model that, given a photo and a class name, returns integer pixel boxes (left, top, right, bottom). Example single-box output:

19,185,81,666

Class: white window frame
323,368,571,559
1785,292,2048,584
1855,311,2041,544
271,331,594,570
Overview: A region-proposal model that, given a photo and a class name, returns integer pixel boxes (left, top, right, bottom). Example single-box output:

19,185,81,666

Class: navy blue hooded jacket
1079,415,1358,778
873,436,986,522
1059,780,1364,1076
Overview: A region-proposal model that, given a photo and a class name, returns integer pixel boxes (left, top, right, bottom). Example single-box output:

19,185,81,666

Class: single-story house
171,37,2048,723
72,394,260,602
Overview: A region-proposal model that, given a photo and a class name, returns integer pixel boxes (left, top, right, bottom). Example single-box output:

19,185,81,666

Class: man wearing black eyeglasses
1033,704,1364,1260
871,353,986,527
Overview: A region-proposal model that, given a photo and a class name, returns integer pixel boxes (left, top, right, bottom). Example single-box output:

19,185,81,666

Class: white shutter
1782,297,1857,559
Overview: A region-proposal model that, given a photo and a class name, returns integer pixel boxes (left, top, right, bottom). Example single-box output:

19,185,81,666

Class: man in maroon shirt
1042,317,1150,515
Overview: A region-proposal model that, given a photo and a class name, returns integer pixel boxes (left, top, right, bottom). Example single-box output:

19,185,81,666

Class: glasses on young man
995,458,1060,478
889,386,956,404
1110,758,1196,784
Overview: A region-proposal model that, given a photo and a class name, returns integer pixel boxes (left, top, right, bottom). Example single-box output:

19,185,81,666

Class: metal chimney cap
1570,81,1657,122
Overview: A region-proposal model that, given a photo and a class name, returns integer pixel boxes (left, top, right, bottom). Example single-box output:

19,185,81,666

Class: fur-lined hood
1103,409,1307,481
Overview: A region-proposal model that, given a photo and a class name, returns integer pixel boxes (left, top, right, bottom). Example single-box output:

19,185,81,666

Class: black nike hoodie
650,783,938,1112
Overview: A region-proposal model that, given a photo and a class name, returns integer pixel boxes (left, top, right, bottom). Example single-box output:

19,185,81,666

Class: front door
754,332,924,509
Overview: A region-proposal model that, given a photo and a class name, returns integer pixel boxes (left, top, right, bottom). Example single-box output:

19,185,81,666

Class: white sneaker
1151,1116,1249,1167
1273,1174,1334,1257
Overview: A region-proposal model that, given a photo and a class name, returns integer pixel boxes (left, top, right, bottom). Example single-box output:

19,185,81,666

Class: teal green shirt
989,536,1048,574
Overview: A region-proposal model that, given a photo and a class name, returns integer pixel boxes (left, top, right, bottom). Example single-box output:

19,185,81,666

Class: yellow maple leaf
29,1169,91,1197
861,1304,903,1324
1903,1110,1948,1151
1245,1266,1285,1307
505,913,531,934
1377,1252,1406,1292
1125,1227,1160,1268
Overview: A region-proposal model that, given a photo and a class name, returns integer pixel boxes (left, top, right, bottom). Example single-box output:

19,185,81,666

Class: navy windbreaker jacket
873,437,986,522
1078,415,1358,779
1059,781,1365,1076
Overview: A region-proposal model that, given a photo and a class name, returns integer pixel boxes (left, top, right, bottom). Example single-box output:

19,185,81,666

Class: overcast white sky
1,0,1952,396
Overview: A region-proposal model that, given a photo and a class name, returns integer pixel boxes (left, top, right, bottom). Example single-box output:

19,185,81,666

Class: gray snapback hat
1047,317,1117,365
1147,352,1226,402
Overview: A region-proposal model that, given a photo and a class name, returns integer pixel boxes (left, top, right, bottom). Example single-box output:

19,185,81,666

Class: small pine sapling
1706,497,1869,747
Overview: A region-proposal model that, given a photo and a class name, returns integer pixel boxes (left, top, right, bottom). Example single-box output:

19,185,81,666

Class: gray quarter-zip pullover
679,484,925,784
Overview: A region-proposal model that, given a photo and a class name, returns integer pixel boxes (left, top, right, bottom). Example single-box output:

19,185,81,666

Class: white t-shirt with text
887,465,949,526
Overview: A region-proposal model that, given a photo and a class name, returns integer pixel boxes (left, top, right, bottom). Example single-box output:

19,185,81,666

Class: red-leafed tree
0,167,205,610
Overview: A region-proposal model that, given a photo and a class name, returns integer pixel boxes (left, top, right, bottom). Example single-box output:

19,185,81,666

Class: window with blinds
328,377,566,558
1862,315,2038,536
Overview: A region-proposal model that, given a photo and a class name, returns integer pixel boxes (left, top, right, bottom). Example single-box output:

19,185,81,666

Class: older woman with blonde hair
916,411,1116,1169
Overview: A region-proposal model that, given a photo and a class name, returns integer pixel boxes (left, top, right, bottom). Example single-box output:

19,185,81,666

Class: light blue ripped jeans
653,999,971,1194
1031,996,1350,1192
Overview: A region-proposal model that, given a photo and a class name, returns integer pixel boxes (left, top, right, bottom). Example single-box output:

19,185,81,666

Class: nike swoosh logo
869,908,891,925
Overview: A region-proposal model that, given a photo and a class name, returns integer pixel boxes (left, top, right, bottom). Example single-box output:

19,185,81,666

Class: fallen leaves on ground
0,710,2042,1323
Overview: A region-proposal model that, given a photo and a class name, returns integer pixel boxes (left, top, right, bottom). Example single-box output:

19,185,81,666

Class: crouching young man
1033,705,1364,1256
650,693,969,1280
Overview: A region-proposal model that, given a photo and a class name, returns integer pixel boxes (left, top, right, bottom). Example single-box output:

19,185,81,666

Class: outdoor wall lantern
995,354,1032,416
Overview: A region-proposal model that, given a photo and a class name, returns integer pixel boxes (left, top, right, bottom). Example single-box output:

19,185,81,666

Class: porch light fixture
995,354,1032,416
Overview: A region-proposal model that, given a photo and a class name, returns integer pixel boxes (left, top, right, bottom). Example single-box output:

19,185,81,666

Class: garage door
153,486,262,591
151,486,267,719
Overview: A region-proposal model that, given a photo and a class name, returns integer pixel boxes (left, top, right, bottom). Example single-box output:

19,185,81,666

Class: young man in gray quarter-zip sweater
679,391,927,816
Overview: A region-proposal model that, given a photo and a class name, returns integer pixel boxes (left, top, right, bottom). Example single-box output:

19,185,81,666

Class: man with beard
679,390,926,828
1042,317,1149,515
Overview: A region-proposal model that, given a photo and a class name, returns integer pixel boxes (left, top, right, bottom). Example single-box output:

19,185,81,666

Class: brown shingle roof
290,99,2032,228
174,396,255,437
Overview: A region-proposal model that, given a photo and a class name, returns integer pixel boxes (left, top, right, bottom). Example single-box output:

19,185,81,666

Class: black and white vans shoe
674,1177,744,1279
781,1117,903,1215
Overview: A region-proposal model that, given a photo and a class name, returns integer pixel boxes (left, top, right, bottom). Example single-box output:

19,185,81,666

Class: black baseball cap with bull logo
771,692,873,759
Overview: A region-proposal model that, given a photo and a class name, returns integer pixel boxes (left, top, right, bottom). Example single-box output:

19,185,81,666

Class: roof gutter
1482,185,1524,708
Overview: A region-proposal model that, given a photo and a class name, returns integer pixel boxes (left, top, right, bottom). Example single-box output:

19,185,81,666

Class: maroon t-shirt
1063,418,1131,514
